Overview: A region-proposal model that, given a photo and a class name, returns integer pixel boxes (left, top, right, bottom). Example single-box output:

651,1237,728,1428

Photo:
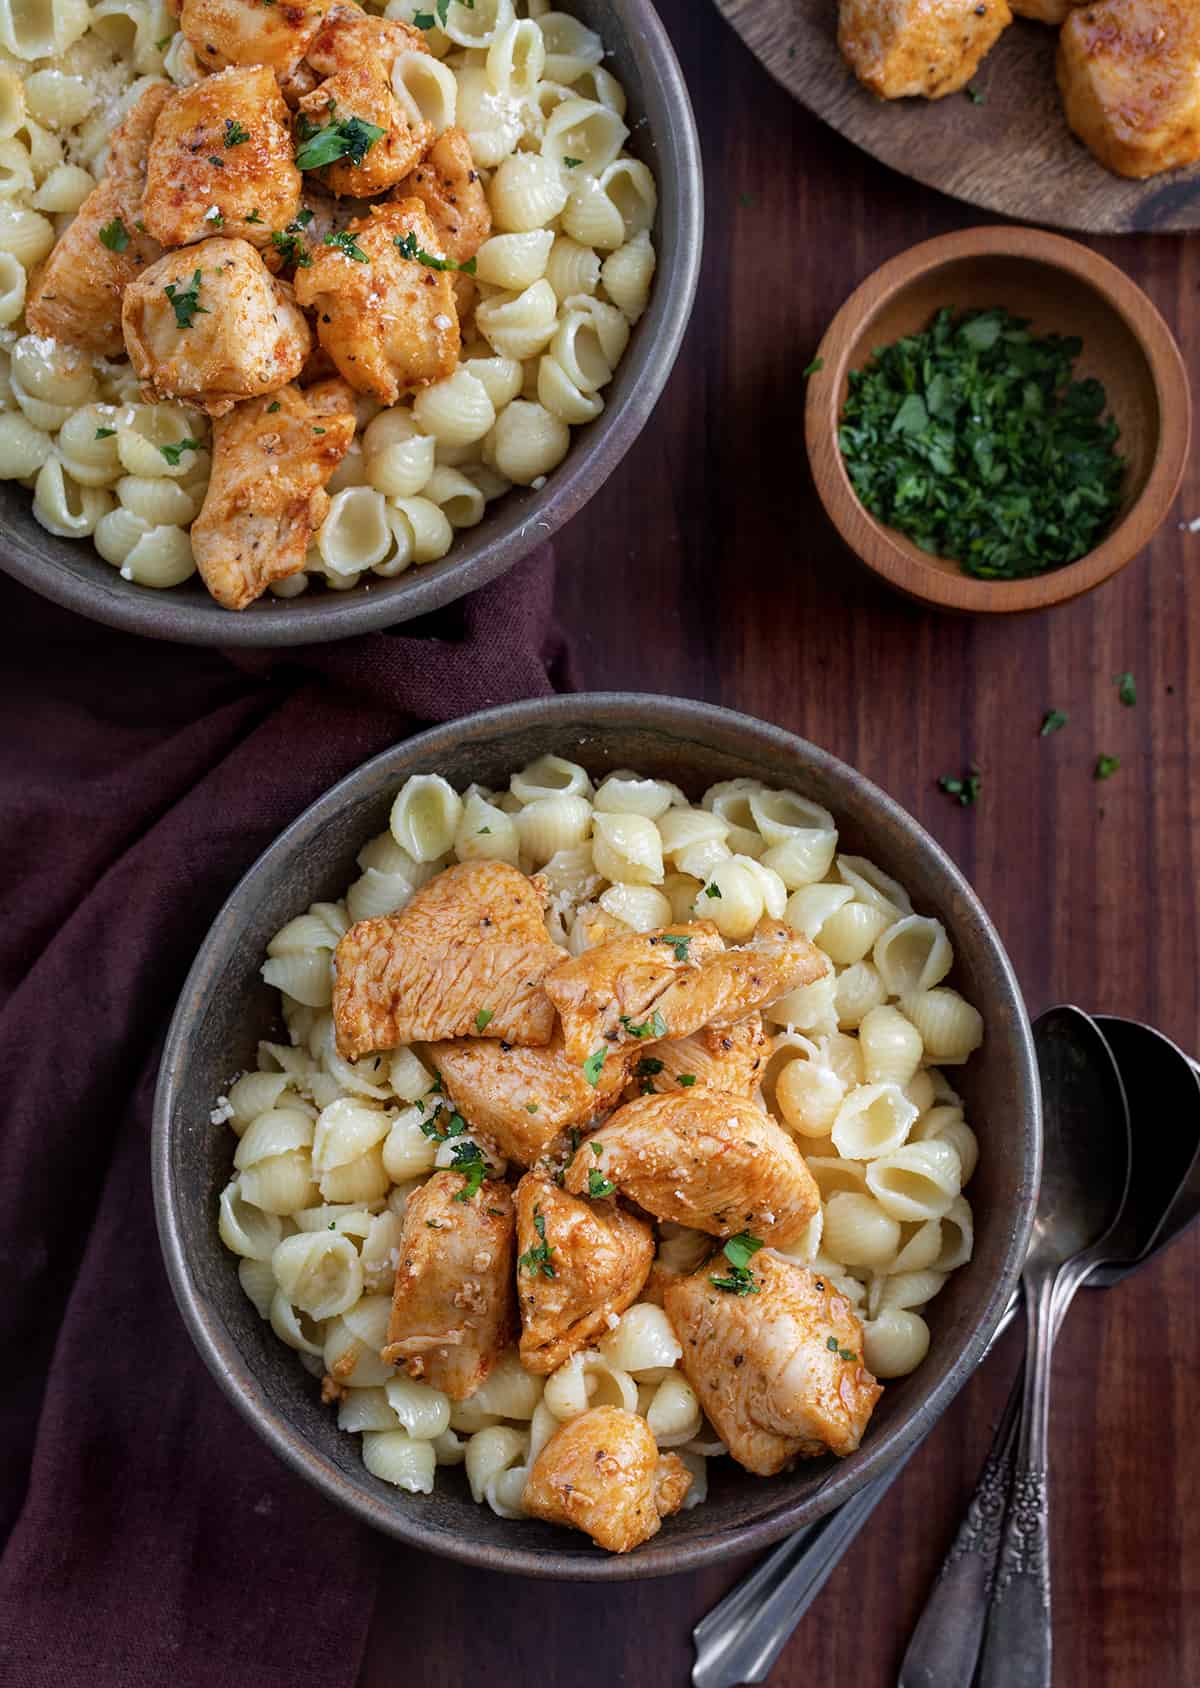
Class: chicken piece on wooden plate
523,1406,692,1553
624,1014,768,1103
545,919,827,1070
122,237,310,414
190,377,354,608
514,1171,654,1374
380,1169,516,1399
838,0,1013,100
1058,0,1200,179
333,860,560,1058
26,85,169,356
427,1032,630,1168
304,3,429,76
665,1251,882,1475
295,59,432,198
179,0,330,73
565,1090,821,1250
142,67,301,251
294,199,460,403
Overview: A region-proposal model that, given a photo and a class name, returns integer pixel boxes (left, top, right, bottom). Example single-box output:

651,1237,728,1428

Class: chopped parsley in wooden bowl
805,228,1192,615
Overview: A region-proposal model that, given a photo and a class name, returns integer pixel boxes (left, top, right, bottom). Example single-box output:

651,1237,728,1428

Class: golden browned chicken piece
395,127,491,265
565,1090,821,1250
1011,0,1082,21
624,1015,768,1103
26,85,169,356
179,0,330,74
665,1253,882,1475
838,0,1013,100
514,1172,654,1374
294,199,460,403
1058,0,1200,179
545,920,828,1071
190,379,353,609
142,67,301,251
295,60,432,198
305,2,428,75
380,1169,516,1400
427,1032,630,1167
122,237,311,415
333,861,560,1058
523,1407,692,1553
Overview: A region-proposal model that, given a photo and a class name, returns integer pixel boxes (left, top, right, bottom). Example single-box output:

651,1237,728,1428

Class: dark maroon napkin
0,553,573,1688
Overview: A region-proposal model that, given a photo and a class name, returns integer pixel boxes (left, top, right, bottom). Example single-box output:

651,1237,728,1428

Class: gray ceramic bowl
0,2,701,646
153,696,1040,1578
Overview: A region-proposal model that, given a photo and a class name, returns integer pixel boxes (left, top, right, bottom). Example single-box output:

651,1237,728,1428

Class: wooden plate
712,1,1200,234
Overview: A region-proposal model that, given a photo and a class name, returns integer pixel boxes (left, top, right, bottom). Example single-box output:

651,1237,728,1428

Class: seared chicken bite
665,1253,882,1474
523,1407,692,1553
545,920,828,1070
625,1015,768,1102
305,2,429,75
514,1172,654,1374
395,126,491,265
122,237,310,415
294,199,460,403
333,861,560,1058
142,67,301,250
566,1090,821,1250
26,85,169,356
428,1031,630,1167
1058,0,1200,179
381,1169,516,1400
179,0,330,74
295,59,432,198
838,0,1013,100
190,378,353,608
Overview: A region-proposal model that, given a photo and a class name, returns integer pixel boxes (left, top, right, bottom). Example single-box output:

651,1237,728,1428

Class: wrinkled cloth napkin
0,552,573,1688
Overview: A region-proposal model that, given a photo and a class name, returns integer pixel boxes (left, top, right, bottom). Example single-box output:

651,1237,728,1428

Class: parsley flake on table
938,767,981,807
98,217,128,252
802,356,824,377
449,1139,487,1201
224,117,251,146
621,1009,667,1040
1095,754,1120,781
1040,709,1069,736
393,229,477,273
295,112,385,171
518,1207,556,1277
838,307,1125,580
965,85,986,105
163,269,208,329
159,437,202,466
587,1169,616,1199
1115,671,1137,707
475,1007,494,1033
583,1047,607,1085
710,1231,762,1295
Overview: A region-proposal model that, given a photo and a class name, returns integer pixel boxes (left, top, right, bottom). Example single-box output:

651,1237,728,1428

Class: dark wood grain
714,0,1200,234
361,2,1200,1681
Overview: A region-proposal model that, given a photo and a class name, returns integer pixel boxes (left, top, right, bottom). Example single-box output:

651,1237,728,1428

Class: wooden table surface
363,2,1200,1682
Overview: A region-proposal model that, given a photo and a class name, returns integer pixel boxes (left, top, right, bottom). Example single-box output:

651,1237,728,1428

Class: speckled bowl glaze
0,0,702,646
153,695,1040,1578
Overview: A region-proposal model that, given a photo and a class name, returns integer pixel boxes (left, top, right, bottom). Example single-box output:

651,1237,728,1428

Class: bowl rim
152,692,1041,1579
0,0,703,648
804,225,1193,615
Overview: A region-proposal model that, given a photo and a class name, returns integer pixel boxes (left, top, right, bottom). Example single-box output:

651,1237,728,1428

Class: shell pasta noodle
0,0,658,609
213,762,987,1552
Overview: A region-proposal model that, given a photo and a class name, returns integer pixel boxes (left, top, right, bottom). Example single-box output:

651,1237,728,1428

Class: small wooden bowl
805,227,1192,614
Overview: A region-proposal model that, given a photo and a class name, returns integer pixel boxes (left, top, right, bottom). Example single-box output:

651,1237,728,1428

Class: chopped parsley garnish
583,1047,607,1085
710,1232,763,1295
98,217,128,252
155,33,172,48
224,117,251,146
703,882,722,899
478,825,491,834
518,1207,556,1277
620,1009,667,1040
324,229,369,262
94,427,117,440
295,112,385,171
1115,671,1137,707
659,934,691,962
965,85,986,105
938,767,981,807
313,426,325,435
826,1334,858,1362
418,1107,467,1141
525,1102,539,1114
163,269,208,330
563,155,582,168
207,155,224,168
475,1007,494,1033
1094,754,1120,781
204,207,223,227
635,1057,664,1078
159,437,202,466
245,208,264,224
587,1168,616,1199
413,0,452,27
1040,709,1069,737
678,1073,696,1087
591,1142,603,1157
802,356,824,377
838,307,1125,580
450,1139,486,1201
270,225,313,268
267,400,281,413
393,229,477,273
